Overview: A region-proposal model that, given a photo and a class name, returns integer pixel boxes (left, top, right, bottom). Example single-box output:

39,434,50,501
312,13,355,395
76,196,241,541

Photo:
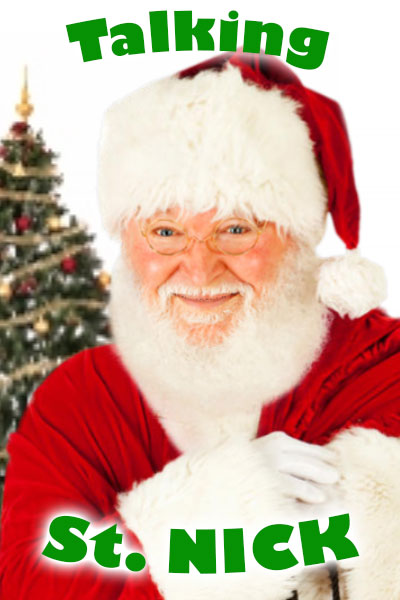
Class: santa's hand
253,431,339,504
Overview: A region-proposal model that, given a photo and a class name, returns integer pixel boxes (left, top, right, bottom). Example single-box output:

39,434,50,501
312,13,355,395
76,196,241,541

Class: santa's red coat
1,308,400,599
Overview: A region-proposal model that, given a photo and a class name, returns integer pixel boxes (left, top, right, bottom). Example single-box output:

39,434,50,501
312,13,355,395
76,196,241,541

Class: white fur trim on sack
117,437,301,600
327,427,400,600
317,249,387,319
98,65,327,245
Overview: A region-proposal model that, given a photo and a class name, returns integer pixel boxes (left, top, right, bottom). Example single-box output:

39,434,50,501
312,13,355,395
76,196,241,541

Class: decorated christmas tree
0,70,111,498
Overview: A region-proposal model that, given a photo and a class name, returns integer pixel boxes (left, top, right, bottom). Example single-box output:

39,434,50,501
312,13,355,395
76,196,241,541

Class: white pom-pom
317,249,387,319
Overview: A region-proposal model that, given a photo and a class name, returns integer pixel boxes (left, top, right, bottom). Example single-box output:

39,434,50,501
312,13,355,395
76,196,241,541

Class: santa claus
0,51,399,600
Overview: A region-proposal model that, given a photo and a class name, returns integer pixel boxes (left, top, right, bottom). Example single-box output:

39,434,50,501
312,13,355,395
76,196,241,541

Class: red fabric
180,51,360,249
258,309,400,440
2,309,400,598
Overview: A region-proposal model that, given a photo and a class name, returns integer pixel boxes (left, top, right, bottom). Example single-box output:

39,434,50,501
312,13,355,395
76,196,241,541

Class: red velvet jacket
1,308,400,599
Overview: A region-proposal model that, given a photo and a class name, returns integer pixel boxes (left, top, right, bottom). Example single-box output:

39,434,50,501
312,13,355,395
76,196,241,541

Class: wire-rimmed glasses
141,217,267,256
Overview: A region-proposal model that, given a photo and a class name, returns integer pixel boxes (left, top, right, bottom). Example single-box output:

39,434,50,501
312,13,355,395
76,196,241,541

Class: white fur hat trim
98,65,327,245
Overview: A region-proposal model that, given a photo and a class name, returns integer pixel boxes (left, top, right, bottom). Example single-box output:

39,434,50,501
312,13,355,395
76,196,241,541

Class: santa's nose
179,239,224,287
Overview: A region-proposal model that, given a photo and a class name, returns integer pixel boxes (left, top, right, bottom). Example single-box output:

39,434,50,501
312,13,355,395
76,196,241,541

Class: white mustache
157,282,254,303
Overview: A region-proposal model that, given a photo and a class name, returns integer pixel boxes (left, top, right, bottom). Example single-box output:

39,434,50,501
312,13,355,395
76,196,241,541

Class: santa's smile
173,292,240,309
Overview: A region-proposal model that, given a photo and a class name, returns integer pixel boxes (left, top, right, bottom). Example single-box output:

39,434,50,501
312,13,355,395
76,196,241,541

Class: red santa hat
98,50,386,319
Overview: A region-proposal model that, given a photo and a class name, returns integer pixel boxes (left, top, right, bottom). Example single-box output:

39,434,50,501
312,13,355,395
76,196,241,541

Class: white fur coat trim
98,65,327,246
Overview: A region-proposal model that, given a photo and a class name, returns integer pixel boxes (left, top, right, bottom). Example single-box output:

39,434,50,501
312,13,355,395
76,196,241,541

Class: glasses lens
146,220,187,255
215,218,258,255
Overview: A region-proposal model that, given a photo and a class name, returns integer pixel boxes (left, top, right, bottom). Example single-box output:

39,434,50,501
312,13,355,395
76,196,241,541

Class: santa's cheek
145,258,168,277
226,252,275,288
138,256,182,296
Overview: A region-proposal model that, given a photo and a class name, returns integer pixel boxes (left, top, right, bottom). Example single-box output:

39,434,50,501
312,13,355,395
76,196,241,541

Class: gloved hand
253,431,339,504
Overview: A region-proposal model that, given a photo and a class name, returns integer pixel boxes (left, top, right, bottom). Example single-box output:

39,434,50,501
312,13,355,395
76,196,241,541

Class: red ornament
16,276,37,296
61,256,77,274
0,145,7,159
15,215,32,233
11,121,29,136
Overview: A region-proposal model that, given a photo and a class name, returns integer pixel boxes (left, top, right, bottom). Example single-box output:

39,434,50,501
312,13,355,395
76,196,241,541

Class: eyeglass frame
140,216,268,256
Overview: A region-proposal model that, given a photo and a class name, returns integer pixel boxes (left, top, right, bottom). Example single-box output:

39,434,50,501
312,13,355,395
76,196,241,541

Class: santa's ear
317,249,387,319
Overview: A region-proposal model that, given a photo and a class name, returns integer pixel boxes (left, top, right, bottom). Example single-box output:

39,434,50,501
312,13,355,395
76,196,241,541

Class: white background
1,1,399,316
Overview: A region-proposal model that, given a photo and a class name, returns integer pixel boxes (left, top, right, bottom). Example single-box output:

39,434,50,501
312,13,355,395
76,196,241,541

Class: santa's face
121,207,293,345
111,219,329,449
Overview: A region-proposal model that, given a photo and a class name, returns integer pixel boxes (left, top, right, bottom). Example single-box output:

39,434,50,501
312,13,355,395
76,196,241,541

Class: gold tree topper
15,66,34,122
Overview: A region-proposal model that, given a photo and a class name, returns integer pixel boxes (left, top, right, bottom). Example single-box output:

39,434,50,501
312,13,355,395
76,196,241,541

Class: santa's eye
146,222,187,254
218,222,252,235
149,224,185,238
227,225,248,234
156,228,175,237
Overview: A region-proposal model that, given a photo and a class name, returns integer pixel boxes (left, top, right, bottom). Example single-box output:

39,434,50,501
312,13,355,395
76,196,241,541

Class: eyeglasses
141,217,267,256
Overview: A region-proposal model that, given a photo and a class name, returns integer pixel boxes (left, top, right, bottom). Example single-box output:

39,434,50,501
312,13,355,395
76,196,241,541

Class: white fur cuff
117,438,299,600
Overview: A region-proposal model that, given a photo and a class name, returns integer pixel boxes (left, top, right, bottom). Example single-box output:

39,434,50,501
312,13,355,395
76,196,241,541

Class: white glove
253,431,339,504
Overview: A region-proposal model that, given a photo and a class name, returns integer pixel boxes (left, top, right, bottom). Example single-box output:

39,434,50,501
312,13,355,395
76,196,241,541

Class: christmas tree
0,70,111,501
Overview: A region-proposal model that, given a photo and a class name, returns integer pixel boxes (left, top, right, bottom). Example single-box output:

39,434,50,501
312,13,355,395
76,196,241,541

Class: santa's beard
110,248,331,451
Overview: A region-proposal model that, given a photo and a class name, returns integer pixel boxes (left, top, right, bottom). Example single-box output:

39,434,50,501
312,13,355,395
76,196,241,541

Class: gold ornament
47,215,61,232
97,271,111,289
0,281,12,300
33,316,50,335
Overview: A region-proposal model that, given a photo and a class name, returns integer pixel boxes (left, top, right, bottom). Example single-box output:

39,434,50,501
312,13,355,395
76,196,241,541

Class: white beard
110,249,331,452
